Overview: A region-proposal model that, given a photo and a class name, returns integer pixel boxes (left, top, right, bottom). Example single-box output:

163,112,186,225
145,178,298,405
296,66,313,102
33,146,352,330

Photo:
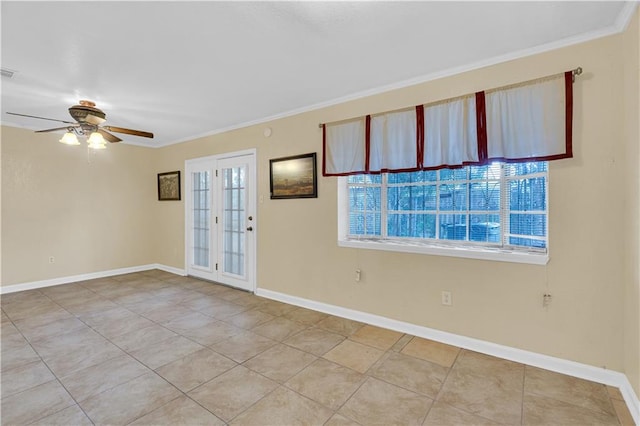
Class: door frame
184,148,257,292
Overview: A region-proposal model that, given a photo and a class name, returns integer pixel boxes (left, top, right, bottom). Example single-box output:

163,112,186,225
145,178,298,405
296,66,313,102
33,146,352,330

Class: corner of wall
622,6,640,400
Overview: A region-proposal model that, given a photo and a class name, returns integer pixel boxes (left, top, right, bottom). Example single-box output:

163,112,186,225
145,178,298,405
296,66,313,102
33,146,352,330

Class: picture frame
157,171,181,201
270,153,317,199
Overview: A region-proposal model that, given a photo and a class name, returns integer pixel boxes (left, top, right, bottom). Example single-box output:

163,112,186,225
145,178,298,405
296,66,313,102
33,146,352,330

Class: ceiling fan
6,100,153,147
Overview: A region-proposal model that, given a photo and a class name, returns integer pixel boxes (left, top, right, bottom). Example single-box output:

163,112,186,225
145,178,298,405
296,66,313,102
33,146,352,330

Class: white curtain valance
423,95,479,169
322,71,573,176
323,118,367,175
369,109,418,173
485,75,569,161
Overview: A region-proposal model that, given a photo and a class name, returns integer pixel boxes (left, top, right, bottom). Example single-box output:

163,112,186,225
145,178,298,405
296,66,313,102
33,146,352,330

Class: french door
185,150,256,292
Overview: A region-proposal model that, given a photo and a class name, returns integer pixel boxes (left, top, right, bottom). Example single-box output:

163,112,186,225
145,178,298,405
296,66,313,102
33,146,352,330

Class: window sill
338,238,549,265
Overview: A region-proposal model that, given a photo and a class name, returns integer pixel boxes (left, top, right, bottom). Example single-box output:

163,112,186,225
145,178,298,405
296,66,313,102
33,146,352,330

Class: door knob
246,226,253,231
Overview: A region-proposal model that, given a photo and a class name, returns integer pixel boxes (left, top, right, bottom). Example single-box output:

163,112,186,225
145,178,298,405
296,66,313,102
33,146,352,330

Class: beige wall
1,19,638,396
1,131,3,284
151,130,266,269
1,126,158,285
155,32,632,376
623,8,640,397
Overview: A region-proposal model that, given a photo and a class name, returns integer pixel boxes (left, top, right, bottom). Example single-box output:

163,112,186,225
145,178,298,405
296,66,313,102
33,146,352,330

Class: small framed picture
270,153,317,199
158,171,181,201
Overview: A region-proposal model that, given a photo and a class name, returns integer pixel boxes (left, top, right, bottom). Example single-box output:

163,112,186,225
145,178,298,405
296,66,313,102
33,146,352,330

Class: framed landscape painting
158,171,181,201
270,153,317,199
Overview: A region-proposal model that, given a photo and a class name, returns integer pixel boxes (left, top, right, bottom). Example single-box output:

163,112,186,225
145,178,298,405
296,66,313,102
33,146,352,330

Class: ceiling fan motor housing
68,100,106,123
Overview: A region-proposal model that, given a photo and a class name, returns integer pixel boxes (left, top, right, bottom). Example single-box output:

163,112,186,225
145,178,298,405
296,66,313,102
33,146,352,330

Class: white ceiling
1,1,636,147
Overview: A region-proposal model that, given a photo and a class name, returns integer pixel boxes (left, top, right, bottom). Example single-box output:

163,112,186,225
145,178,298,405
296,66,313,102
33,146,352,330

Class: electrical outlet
543,293,552,308
441,291,452,306
48,256,55,264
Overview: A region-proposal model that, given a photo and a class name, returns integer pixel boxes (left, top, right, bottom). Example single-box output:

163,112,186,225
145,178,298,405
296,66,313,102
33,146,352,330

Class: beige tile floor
0,270,635,425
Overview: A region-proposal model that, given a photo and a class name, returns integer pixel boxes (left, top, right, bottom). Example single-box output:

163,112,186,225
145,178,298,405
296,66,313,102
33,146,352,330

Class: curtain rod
318,67,583,129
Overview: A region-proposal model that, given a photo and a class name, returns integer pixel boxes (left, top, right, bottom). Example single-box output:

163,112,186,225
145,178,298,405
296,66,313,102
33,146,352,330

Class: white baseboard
622,383,640,426
256,287,640,424
154,264,187,277
0,264,185,295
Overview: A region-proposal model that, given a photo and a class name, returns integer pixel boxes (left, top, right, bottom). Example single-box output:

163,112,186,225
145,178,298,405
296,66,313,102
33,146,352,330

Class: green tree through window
346,162,547,251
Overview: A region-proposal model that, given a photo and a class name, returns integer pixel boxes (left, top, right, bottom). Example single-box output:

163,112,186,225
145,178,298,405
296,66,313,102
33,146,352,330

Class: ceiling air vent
1,68,16,78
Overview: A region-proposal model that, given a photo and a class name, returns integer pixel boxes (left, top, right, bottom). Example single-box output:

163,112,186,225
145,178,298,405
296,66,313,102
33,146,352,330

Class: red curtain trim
364,115,371,173
475,91,488,163
323,170,371,177
323,153,572,176
321,124,327,176
416,105,425,169
564,71,574,159
484,154,572,164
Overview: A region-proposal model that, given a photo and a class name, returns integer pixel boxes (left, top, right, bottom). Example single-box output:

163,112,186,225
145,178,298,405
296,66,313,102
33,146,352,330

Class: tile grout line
67,274,232,425
432,343,463,403
4,281,449,425
224,384,282,425
85,280,440,421
5,271,637,425
208,314,354,424
41,277,164,425
521,363,527,425
427,348,515,424
2,309,95,425
32,275,191,424
113,277,292,424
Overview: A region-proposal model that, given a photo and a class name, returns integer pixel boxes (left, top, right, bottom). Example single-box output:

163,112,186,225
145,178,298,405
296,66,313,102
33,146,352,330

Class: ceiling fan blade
97,129,122,143
85,114,106,125
103,126,153,138
6,112,76,124
35,126,77,133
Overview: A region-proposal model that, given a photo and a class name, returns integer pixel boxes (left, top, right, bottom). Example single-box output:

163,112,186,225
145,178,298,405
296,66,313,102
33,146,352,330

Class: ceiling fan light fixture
7,101,153,147
87,131,107,149
59,131,80,145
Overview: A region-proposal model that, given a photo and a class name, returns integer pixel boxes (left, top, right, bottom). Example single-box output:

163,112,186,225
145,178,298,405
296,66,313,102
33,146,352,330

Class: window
341,161,548,264
328,72,572,265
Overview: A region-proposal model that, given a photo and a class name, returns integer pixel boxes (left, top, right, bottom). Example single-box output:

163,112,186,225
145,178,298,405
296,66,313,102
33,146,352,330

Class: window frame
337,163,549,265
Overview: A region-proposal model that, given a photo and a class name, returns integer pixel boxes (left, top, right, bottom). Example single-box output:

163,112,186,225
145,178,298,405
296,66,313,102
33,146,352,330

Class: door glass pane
222,166,245,276
192,171,210,268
